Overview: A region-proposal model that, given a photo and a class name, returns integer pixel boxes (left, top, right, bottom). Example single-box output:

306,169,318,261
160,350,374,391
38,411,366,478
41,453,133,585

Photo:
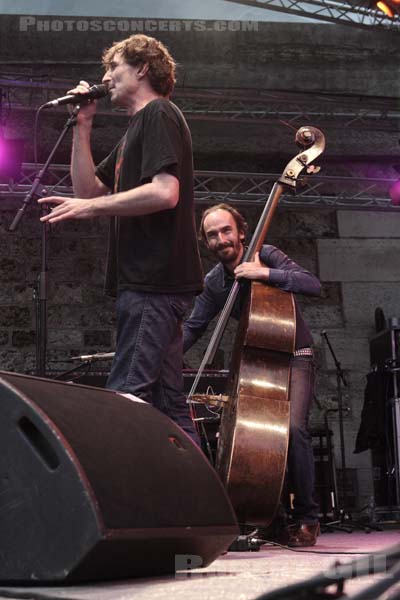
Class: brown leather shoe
287,522,320,547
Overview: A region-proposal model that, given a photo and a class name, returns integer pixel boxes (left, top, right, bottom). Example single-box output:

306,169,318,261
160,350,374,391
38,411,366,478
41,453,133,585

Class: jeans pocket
167,293,194,320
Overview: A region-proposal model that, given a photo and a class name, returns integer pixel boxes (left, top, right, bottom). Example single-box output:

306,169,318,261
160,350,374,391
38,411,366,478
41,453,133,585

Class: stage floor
1,530,400,600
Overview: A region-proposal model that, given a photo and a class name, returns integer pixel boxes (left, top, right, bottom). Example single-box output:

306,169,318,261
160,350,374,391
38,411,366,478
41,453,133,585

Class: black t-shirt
96,98,203,296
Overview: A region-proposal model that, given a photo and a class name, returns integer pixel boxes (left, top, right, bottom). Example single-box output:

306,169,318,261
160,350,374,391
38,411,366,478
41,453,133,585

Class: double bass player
183,203,321,548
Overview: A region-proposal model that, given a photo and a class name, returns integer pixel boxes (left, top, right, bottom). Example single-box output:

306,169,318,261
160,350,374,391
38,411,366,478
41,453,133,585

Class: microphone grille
89,84,109,99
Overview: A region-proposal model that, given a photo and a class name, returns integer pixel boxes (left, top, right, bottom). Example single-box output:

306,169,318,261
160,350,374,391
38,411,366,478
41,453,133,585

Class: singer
39,34,203,444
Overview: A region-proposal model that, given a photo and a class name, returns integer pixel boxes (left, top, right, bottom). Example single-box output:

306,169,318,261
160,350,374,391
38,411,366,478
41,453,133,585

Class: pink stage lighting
0,133,24,182
0,134,5,163
389,180,400,206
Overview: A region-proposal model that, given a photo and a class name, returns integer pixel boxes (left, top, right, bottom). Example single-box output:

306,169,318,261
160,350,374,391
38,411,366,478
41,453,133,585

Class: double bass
188,126,325,526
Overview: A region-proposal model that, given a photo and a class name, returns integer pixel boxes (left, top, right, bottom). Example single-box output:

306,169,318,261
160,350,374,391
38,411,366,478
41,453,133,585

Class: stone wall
317,211,400,510
0,199,115,373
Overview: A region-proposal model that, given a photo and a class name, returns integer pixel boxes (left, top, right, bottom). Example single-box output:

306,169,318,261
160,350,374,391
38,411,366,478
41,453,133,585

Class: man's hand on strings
38,196,97,223
234,251,270,281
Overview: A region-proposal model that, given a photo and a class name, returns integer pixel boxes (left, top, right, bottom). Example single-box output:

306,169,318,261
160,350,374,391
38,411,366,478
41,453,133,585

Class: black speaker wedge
0,371,238,583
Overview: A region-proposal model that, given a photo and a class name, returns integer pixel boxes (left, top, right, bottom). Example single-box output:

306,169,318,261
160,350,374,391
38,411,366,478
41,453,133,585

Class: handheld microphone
42,84,109,108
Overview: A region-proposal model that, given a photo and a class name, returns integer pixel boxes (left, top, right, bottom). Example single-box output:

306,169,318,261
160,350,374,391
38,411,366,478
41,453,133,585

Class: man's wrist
260,266,270,281
74,120,93,136
267,268,285,286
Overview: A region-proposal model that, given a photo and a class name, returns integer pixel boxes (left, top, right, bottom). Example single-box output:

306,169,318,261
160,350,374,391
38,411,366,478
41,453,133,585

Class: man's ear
137,63,149,78
239,230,246,242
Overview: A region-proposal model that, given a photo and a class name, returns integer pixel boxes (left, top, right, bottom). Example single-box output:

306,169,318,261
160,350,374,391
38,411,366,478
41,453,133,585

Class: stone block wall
317,211,400,509
0,198,115,374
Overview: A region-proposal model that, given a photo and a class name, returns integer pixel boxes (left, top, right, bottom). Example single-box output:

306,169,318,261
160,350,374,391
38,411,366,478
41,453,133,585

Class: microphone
70,351,115,361
42,84,109,108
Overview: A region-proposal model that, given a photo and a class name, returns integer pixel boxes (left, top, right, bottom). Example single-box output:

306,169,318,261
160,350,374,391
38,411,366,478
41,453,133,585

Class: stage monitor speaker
0,371,238,583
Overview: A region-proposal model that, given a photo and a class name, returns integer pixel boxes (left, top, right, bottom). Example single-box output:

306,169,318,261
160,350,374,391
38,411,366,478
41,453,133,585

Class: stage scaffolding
0,163,397,210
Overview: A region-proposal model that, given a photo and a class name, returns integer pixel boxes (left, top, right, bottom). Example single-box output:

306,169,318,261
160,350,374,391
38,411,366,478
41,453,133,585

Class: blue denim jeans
106,289,200,445
287,355,319,524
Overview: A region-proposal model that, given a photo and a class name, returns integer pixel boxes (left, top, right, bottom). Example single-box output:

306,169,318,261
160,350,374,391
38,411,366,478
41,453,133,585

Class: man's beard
216,241,241,264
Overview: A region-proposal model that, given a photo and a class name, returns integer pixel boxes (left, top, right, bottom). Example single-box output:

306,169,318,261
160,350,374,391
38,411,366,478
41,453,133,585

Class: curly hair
102,34,176,97
199,203,248,242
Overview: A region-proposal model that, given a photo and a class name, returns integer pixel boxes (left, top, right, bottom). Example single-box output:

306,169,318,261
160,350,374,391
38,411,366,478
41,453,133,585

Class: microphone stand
321,331,381,532
322,331,348,510
313,392,342,528
9,106,80,377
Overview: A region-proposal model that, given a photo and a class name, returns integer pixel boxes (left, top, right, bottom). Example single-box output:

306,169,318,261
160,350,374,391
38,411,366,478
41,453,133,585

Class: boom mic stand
8,106,80,377
384,357,400,507
313,391,342,529
321,331,381,533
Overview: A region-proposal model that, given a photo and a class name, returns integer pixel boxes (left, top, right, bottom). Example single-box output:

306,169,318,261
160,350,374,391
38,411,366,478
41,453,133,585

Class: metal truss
193,170,398,209
224,0,400,31
173,89,400,132
1,77,399,132
1,163,398,210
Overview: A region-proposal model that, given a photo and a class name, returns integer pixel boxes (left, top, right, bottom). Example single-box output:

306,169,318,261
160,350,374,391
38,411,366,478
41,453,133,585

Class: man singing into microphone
39,34,203,443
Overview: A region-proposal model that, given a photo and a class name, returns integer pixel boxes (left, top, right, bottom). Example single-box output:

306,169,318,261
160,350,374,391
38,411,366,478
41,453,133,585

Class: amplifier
368,327,400,505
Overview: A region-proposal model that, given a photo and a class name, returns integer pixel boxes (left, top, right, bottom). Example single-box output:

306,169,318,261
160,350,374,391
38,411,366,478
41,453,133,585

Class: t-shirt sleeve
140,108,182,182
95,143,120,190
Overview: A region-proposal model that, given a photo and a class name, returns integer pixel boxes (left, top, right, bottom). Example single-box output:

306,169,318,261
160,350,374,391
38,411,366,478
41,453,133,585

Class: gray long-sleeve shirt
183,244,321,353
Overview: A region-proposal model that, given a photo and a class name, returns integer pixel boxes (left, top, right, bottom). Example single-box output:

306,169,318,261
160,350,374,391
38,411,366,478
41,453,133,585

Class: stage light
0,131,25,182
389,179,400,206
376,1,394,15
375,0,400,17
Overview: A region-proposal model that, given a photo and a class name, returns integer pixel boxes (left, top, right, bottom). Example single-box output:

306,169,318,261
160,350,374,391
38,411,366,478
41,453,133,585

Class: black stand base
322,508,383,534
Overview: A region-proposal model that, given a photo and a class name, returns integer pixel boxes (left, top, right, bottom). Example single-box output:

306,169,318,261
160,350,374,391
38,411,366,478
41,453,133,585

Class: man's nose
102,72,111,84
217,232,227,243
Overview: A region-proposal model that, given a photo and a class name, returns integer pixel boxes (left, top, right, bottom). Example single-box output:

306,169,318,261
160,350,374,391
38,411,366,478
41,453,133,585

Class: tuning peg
306,165,321,174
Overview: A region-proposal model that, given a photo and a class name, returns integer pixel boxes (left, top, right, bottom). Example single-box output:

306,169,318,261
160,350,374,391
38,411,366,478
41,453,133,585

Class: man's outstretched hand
38,196,97,223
